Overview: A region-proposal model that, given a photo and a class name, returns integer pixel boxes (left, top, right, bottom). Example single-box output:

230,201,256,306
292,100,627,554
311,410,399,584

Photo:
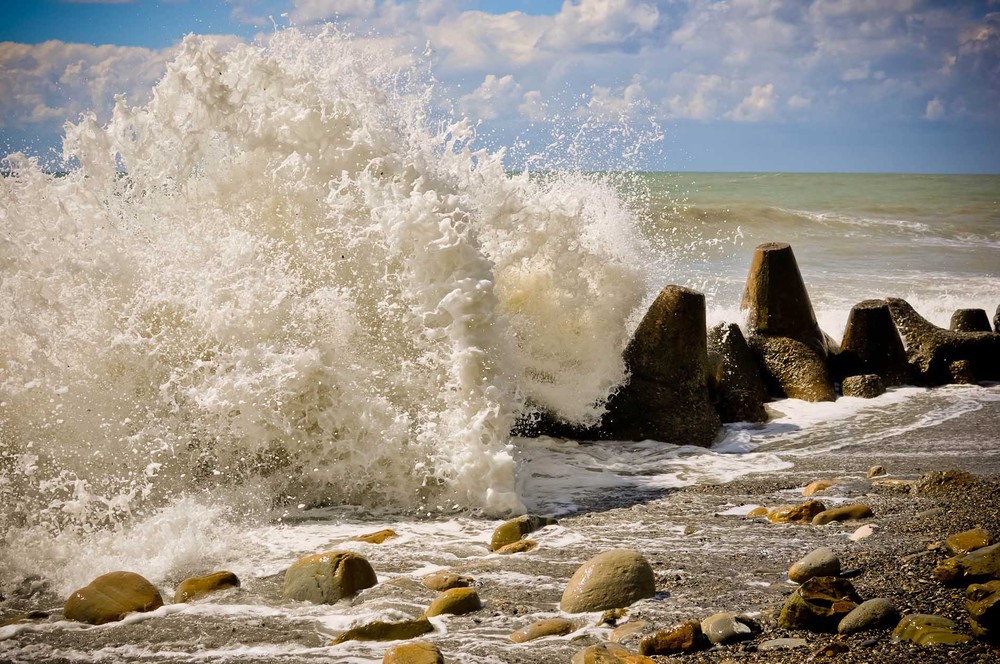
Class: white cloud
788,94,812,109
0,40,171,130
662,74,723,120
291,0,376,22
518,90,547,121
459,74,523,121
540,0,661,51
584,79,650,120
726,83,778,122
925,96,946,120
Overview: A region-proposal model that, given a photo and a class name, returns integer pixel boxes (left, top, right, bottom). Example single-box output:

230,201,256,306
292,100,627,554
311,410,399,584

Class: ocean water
1,28,998,663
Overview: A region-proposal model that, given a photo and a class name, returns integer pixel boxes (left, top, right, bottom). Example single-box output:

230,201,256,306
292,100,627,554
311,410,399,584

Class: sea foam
0,27,650,568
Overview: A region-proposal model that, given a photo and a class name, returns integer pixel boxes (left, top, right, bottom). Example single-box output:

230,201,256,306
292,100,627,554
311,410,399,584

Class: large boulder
777,576,861,631
282,551,377,604
560,549,656,613
837,299,911,386
64,571,164,625
706,322,769,423
887,298,1000,385
599,286,721,446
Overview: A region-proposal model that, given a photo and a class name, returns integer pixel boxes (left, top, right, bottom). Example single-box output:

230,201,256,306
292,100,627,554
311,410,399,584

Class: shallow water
2,27,999,664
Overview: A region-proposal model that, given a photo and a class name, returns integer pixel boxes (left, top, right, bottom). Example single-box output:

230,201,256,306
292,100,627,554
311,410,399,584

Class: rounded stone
282,551,377,604
383,640,444,664
767,500,826,523
803,479,836,496
332,617,433,644
945,527,992,555
559,549,656,614
867,465,887,478
841,374,885,399
838,598,898,634
812,503,874,525
173,571,240,603
639,621,708,656
700,612,753,645
788,547,841,584
64,571,164,625
509,618,575,643
421,570,473,592
353,529,398,544
490,515,556,551
892,614,971,645
495,539,537,554
424,587,482,617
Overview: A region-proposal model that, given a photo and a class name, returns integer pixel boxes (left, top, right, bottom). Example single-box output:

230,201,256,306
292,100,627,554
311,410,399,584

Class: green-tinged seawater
631,172,999,335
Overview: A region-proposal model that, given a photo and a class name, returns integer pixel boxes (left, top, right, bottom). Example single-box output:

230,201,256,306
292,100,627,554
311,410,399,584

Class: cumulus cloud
583,79,651,120
0,40,170,131
291,0,376,22
925,96,946,119
726,83,778,122
459,74,523,121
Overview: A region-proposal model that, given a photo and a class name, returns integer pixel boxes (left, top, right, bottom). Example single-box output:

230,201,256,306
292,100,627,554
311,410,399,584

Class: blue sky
2,0,998,172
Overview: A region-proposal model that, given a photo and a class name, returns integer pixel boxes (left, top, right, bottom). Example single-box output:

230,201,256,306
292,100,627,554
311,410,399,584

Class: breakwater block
741,242,826,354
741,243,836,402
887,298,1000,385
950,308,992,333
600,285,721,446
837,299,911,387
707,322,769,423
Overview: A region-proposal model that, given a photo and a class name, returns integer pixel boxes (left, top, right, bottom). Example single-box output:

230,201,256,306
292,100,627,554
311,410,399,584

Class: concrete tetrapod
600,285,721,446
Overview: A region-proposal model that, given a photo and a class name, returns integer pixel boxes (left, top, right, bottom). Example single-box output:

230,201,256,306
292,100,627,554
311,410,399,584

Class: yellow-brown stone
424,587,482,617
421,570,473,592
282,551,377,604
332,617,433,644
353,529,398,544
510,618,575,643
811,504,873,525
767,500,827,523
382,640,444,664
64,571,164,625
495,539,537,554
746,506,768,518
173,571,240,603
803,480,836,496
945,528,992,555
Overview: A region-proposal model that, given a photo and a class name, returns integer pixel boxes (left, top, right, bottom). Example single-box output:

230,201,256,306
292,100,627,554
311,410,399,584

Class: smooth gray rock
759,638,808,651
789,547,841,584
838,598,898,634
700,612,753,645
